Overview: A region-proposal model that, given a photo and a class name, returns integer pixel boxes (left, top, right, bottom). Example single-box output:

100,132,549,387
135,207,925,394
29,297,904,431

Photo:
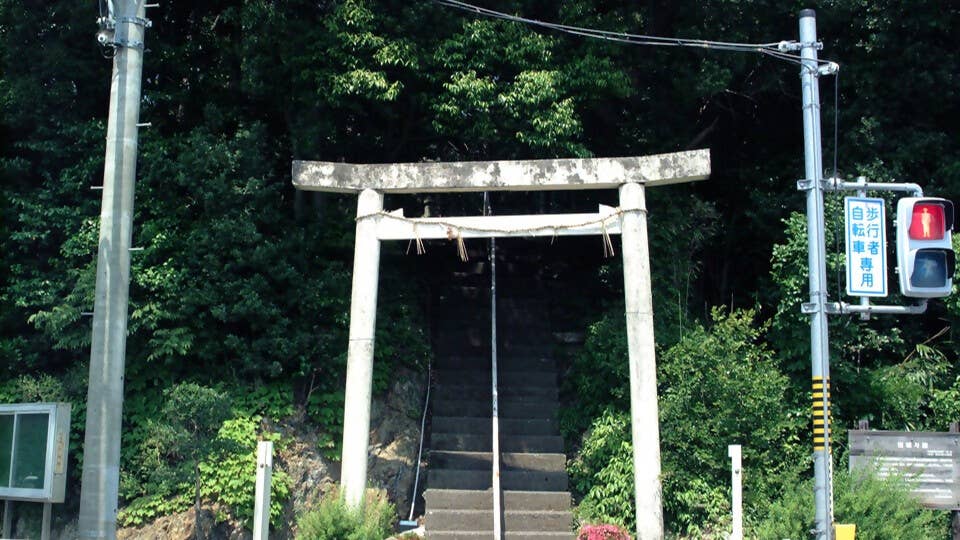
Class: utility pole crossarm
292,149,710,193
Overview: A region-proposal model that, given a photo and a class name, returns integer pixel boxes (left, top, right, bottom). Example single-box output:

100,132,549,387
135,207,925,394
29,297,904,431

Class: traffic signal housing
896,197,956,297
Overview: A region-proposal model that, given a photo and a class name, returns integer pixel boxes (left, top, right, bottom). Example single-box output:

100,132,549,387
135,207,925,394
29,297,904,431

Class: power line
432,0,837,68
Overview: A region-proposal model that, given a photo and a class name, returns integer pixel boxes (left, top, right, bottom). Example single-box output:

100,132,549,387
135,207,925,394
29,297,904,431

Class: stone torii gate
292,149,710,539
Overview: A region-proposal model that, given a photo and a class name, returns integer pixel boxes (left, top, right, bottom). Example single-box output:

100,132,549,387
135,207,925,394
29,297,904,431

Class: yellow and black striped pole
812,377,831,451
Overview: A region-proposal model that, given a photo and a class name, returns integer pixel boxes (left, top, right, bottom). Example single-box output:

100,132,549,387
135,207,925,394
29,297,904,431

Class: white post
3,500,12,538
619,182,664,539
253,441,273,540
728,445,743,540
40,502,52,540
340,188,384,507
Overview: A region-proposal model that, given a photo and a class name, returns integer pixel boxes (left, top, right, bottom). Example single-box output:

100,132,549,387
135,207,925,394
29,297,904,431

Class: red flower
577,524,632,540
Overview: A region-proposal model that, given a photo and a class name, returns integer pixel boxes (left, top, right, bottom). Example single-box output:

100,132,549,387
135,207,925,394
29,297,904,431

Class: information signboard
849,429,960,510
0,403,71,503
844,197,888,297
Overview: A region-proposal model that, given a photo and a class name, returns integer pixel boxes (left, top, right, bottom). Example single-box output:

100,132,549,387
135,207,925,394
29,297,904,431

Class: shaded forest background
2,0,960,536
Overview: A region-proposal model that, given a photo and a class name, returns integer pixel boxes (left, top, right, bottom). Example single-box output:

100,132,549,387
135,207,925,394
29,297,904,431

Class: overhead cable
432,0,838,68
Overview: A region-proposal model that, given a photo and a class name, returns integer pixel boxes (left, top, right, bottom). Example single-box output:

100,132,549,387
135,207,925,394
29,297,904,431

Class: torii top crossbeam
292,149,710,193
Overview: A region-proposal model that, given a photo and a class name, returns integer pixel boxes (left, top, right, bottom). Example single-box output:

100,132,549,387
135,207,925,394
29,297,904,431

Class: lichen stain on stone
292,149,710,193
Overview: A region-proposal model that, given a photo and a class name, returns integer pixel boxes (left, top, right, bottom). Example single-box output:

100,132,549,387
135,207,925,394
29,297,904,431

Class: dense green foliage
755,464,944,539
118,384,291,528
295,489,395,540
568,309,806,534
3,0,960,535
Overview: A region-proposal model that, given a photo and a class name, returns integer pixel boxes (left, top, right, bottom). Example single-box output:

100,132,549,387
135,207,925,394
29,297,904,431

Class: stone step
432,348,562,364
495,282,555,295
427,508,572,533
431,343,487,357
432,398,557,419
432,417,559,437
432,308,550,320
454,261,489,275
434,369,557,388
428,469,568,491
430,451,566,472
432,384,558,402
434,355,556,371
434,287,490,302
498,334,555,347
431,433,564,453
433,274,491,287
432,328,550,343
431,339,556,353
424,489,571,512
499,345,556,357
496,298,552,309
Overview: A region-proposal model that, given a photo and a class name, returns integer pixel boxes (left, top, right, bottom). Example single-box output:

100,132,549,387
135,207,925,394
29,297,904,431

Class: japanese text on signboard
845,197,887,297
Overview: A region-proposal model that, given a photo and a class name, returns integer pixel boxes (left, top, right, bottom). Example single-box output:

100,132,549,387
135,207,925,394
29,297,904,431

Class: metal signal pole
798,9,834,540
78,1,148,538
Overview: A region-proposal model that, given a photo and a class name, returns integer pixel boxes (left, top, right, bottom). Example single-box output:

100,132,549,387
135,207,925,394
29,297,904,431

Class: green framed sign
0,403,71,503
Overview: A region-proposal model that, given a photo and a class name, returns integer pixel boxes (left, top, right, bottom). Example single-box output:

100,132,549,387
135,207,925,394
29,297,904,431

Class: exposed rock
117,504,247,540
367,367,428,521
272,411,337,533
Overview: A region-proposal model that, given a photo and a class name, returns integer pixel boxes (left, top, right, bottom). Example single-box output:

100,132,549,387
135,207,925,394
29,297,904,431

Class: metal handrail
402,360,431,527
486,193,504,540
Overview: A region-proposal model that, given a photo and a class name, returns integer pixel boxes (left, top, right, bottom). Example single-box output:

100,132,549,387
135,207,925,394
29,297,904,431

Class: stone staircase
423,241,574,539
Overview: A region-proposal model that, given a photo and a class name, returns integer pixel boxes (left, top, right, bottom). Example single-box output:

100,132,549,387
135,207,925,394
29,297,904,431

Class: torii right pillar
619,181,664,539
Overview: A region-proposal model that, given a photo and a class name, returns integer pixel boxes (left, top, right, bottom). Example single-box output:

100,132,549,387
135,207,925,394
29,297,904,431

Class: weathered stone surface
292,149,710,193
367,367,428,521
116,504,248,540
274,413,337,526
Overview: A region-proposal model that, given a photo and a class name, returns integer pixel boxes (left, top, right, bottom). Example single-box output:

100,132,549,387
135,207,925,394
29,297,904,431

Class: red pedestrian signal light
896,197,955,297
908,202,946,241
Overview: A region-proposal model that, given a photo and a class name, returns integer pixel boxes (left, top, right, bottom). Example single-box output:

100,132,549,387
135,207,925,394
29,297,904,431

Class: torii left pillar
340,188,383,505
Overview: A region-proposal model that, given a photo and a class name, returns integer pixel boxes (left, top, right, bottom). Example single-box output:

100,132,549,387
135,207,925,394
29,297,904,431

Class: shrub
569,409,635,532
568,309,806,534
577,523,632,539
199,415,291,527
118,386,290,529
296,488,395,540
754,464,945,539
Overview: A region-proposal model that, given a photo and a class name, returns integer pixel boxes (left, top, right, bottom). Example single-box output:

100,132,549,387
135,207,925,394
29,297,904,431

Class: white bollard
728,444,743,540
3,500,12,538
253,441,274,540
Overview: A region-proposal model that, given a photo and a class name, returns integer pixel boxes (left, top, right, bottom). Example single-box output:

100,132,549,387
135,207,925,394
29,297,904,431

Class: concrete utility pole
78,2,148,538
798,9,834,540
